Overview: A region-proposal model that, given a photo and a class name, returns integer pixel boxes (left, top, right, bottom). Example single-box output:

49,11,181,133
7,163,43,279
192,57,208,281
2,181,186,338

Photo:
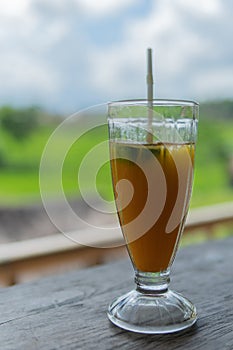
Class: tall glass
107,99,198,334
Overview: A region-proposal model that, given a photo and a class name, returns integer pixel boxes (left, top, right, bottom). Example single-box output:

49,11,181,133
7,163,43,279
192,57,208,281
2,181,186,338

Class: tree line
0,106,39,141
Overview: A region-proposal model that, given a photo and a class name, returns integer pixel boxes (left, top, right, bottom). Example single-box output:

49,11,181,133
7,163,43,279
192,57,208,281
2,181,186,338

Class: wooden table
0,237,233,350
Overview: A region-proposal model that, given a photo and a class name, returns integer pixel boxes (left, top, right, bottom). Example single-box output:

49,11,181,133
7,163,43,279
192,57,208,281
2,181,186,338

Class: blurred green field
0,102,233,207
192,117,233,207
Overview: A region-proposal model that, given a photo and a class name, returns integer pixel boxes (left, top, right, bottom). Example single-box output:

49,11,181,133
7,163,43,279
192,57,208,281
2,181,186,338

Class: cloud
0,0,232,112
30,0,137,19
0,0,135,111
193,67,233,97
89,0,233,103
176,0,223,17
0,0,30,17
75,0,136,17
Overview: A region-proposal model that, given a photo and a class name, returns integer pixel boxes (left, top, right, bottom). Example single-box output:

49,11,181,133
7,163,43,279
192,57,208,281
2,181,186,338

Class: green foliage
190,104,233,207
200,100,233,120
0,101,233,206
0,149,6,168
0,106,39,141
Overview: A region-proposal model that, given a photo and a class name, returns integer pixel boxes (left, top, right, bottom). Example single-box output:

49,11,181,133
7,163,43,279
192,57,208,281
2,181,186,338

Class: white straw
147,48,153,102
146,48,154,143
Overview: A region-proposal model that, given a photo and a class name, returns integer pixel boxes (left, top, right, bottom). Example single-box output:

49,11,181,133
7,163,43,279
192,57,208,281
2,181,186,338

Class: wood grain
0,237,233,349
0,202,233,286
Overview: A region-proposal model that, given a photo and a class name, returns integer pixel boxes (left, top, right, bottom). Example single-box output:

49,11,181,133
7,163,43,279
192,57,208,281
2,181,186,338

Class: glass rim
108,99,199,108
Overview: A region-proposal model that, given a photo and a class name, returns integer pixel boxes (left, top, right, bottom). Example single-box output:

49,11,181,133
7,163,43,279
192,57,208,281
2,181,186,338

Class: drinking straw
146,48,154,143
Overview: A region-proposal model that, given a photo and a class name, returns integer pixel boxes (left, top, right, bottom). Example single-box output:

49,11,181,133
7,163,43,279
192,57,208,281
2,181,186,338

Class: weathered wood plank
0,238,233,349
186,201,233,230
0,229,126,286
1,202,233,259
0,202,233,286
0,202,232,265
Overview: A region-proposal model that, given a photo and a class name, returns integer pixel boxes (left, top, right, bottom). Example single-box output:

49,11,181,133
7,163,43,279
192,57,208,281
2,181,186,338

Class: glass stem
135,270,170,295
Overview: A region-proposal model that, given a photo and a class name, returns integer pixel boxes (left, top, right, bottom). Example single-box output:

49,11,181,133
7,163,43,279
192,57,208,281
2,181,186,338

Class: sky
0,0,233,113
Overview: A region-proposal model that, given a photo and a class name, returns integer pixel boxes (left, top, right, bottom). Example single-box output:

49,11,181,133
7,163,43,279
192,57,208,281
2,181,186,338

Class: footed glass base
108,289,197,334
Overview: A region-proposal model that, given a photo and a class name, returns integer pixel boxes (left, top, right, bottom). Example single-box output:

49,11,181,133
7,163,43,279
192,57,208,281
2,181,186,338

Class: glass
107,99,199,334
